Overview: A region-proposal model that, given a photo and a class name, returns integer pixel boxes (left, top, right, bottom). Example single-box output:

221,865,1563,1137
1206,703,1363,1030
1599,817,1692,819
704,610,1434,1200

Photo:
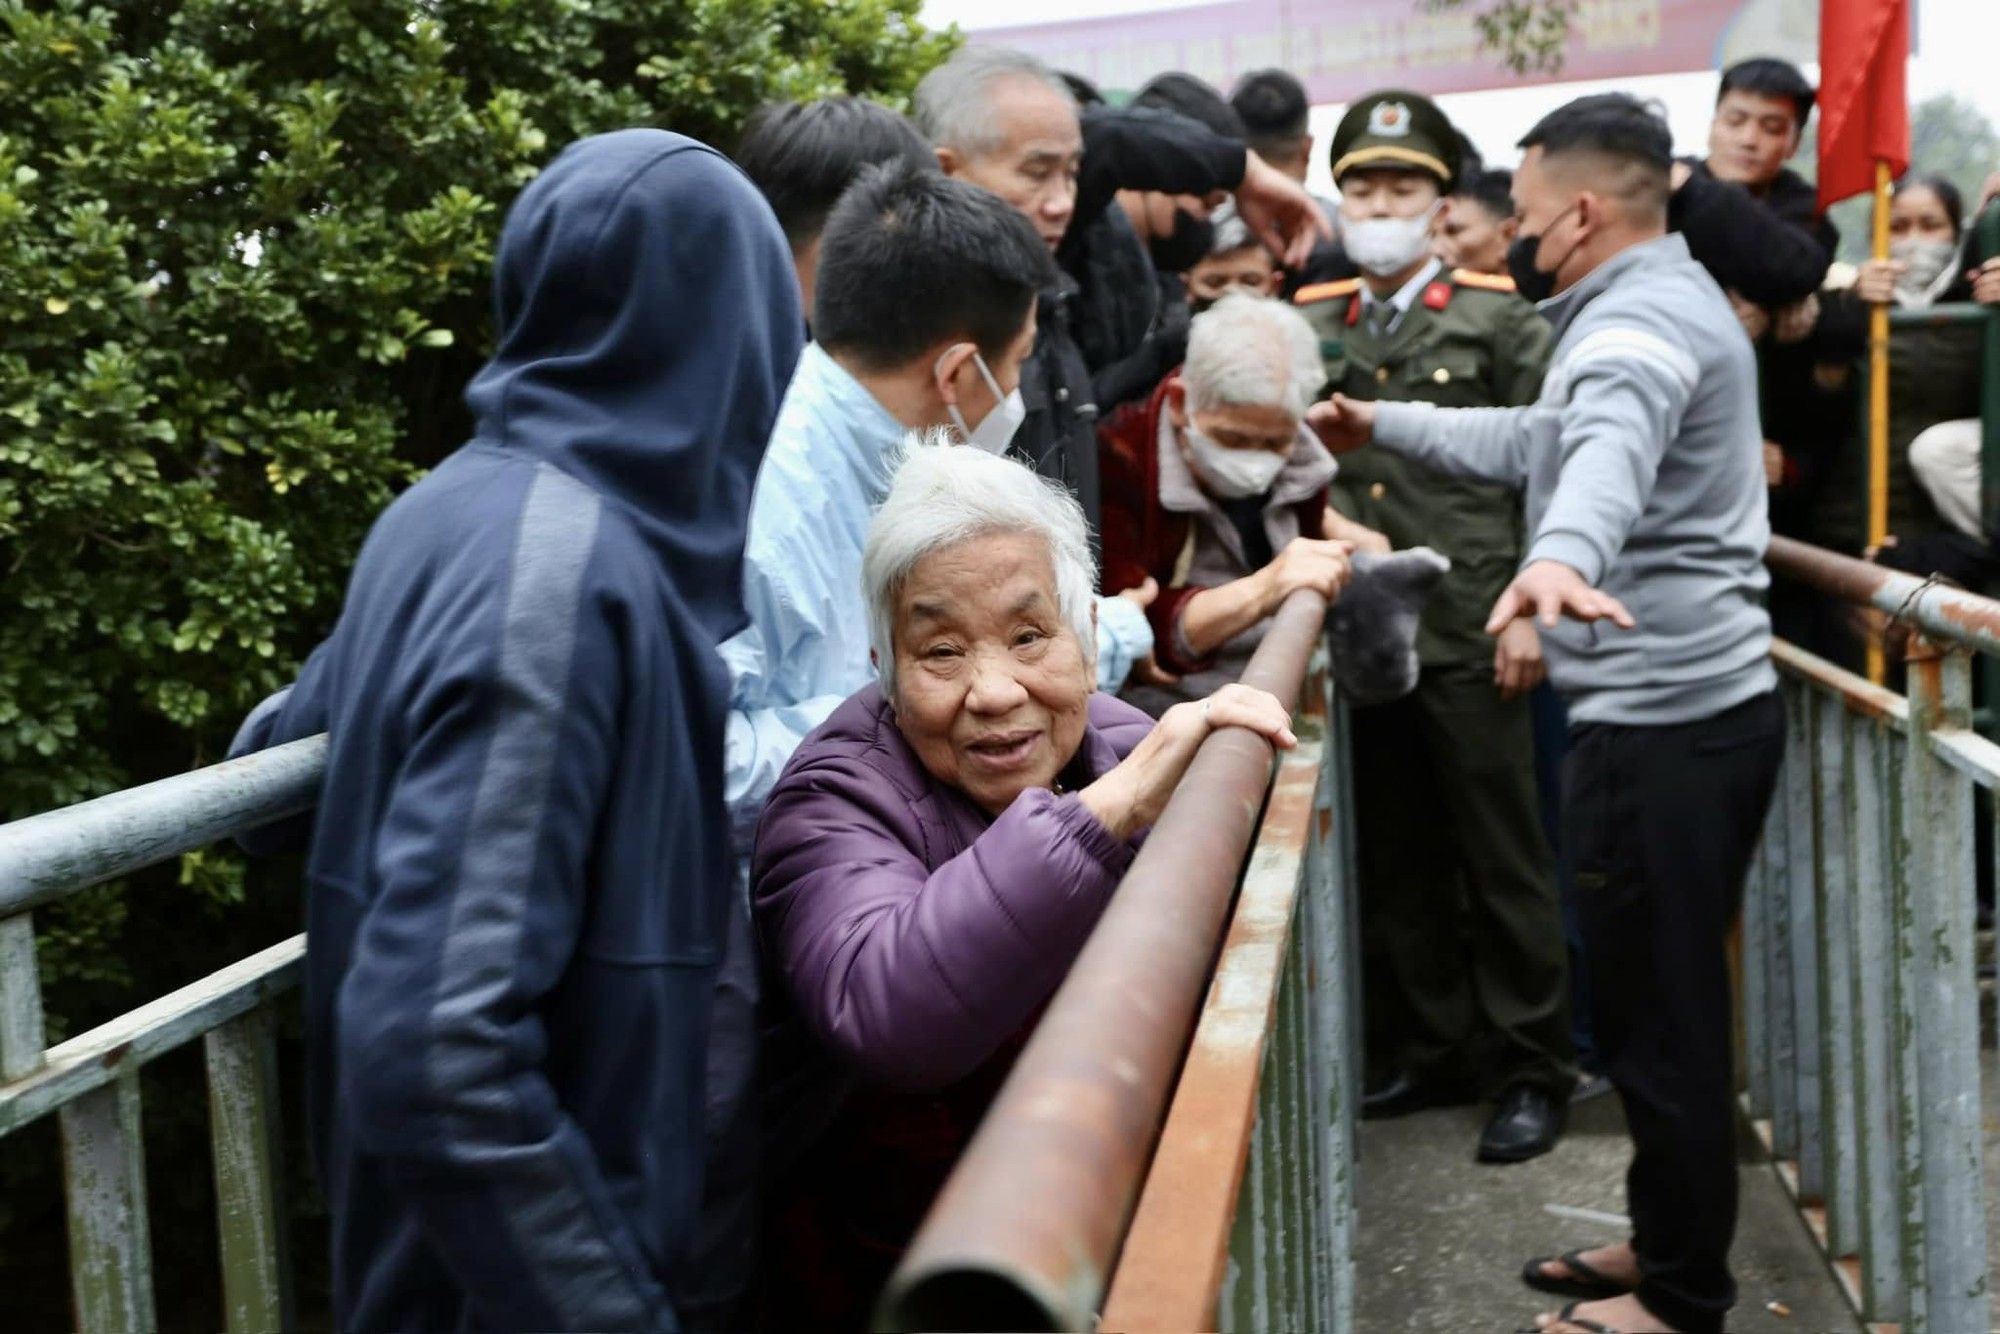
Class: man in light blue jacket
1311,95,1782,1334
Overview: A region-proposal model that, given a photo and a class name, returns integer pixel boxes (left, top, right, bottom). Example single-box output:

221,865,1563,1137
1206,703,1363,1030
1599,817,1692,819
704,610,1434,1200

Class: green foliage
0,2,953,1322
1421,0,1578,77
1791,93,2000,264
0,0,951,931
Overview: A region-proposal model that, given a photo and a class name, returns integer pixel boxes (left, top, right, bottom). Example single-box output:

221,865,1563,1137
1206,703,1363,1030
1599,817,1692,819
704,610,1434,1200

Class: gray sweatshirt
1371,232,1774,726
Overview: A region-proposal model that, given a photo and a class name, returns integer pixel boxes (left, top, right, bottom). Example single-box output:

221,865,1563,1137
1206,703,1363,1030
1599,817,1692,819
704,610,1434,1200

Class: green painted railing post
61,1068,155,1332
0,914,47,1081
206,1004,293,1333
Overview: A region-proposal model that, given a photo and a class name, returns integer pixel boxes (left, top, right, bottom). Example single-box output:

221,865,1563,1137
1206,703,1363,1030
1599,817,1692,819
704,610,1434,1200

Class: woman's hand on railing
1854,258,1903,305
1971,256,2000,306
1077,684,1297,840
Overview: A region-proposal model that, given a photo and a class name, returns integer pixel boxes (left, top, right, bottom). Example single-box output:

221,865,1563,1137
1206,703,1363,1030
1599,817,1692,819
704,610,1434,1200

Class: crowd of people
224,42,1998,1334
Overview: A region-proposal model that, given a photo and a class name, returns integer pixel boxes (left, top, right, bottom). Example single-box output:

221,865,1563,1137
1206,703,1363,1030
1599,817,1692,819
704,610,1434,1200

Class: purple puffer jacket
752,682,1156,1093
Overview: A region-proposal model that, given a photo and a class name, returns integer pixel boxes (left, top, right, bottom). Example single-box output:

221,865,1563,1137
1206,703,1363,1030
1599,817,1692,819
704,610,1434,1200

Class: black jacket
1013,273,1102,543
1025,105,1249,515
1065,104,1245,266
1670,159,1837,308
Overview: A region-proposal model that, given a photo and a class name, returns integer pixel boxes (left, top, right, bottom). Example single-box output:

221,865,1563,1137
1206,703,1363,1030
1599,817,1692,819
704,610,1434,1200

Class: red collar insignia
1422,281,1452,310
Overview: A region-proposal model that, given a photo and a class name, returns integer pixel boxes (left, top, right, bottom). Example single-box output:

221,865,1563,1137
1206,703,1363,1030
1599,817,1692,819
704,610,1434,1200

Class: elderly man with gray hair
1099,292,1392,713
911,45,1329,541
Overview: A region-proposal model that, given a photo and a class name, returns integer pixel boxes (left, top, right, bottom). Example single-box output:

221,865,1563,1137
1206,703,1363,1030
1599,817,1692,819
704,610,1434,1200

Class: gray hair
1182,291,1327,419
912,46,1076,158
863,431,1098,703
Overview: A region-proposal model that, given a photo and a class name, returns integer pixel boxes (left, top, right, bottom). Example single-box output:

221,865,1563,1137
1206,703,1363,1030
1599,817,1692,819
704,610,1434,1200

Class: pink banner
968,0,1826,105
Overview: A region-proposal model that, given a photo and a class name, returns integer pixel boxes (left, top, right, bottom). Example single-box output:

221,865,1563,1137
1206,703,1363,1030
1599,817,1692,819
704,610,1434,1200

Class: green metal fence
0,736,323,1333
1752,537,1999,1334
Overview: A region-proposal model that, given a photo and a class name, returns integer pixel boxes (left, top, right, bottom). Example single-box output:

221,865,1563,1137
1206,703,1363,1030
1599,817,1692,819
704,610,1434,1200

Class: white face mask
1185,424,1288,499
939,346,1026,455
1342,202,1441,278
1889,236,1959,307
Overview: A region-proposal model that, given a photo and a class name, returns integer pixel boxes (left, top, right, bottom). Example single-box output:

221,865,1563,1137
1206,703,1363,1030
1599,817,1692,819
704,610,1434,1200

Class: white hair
864,431,1097,704
1182,291,1327,419
912,46,1077,159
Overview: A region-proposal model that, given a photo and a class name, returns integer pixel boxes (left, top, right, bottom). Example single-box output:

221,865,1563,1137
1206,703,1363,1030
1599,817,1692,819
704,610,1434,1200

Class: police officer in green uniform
1296,91,1573,1162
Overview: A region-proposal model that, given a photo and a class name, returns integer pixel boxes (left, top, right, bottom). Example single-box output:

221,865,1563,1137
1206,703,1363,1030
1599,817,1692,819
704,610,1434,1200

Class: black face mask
1150,208,1215,274
1505,204,1579,304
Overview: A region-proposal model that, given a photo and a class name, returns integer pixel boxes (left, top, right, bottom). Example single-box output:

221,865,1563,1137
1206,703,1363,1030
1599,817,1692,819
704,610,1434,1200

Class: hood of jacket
464,129,802,644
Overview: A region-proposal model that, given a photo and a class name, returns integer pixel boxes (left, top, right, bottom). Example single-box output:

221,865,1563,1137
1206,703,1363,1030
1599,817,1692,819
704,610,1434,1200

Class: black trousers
1564,690,1784,1334
1351,664,1573,1098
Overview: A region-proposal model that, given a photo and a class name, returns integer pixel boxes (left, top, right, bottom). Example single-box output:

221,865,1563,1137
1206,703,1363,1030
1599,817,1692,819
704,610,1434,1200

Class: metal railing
1751,535,1997,1334
0,736,325,1332
0,593,1359,1334
878,590,1359,1333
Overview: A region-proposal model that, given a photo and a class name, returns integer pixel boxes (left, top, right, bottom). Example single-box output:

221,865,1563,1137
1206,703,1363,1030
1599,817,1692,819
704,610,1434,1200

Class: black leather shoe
1361,1069,1476,1120
1478,1084,1566,1163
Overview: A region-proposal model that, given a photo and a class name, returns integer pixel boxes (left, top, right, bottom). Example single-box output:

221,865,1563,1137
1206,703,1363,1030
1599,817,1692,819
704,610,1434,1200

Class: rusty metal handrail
1767,534,2000,657
875,589,1329,1333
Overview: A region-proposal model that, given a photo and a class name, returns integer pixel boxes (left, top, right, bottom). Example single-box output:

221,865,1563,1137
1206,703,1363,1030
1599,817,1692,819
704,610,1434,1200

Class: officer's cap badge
1368,101,1411,137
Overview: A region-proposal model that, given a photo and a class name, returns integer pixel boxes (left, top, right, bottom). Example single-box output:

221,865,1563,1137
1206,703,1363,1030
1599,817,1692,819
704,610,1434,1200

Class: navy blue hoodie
232,130,801,1330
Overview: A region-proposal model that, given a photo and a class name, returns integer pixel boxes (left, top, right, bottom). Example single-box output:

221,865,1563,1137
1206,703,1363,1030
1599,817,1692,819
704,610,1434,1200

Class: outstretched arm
1309,394,1544,489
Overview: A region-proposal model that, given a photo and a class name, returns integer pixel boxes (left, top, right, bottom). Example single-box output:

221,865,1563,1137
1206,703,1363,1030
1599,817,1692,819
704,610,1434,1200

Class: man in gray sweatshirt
1310,94,1782,1334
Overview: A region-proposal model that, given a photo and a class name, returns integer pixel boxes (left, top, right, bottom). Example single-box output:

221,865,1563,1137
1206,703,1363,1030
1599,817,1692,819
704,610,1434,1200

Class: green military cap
1329,90,1462,188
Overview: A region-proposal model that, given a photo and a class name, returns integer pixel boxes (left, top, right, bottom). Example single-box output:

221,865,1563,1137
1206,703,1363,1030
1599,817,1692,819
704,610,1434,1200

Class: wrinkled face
1432,196,1515,275
1169,382,1299,455
1889,186,1957,245
1707,89,1801,190
1185,246,1280,308
891,531,1093,817
1337,166,1442,223
942,77,1084,252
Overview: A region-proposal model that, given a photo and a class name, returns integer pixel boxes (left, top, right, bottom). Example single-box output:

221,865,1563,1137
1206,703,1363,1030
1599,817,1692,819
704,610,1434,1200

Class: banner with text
968,0,1827,104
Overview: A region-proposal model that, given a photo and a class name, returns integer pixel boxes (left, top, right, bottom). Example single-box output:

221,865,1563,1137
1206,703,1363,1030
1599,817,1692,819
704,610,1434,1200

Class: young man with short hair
1670,56,1837,312
732,97,936,324
1313,93,1785,1334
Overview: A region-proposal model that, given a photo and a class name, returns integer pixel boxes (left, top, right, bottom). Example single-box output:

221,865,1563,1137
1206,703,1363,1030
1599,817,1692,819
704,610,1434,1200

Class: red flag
1816,0,1911,212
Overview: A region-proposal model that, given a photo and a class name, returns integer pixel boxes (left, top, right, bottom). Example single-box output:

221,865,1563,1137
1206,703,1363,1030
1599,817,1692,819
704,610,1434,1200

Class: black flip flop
1513,1300,1622,1334
1521,1249,1632,1299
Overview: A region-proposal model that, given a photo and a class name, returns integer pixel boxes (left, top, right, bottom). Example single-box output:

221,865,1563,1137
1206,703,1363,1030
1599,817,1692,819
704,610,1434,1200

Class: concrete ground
1354,1091,1863,1334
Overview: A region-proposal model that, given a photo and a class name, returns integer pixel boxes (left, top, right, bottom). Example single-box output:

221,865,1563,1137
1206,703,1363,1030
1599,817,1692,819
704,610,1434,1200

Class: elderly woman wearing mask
752,440,1293,1328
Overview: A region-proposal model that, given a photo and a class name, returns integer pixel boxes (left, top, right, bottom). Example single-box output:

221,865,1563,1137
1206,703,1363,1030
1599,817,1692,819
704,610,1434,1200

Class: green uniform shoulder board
1293,278,1363,305
1451,267,1518,293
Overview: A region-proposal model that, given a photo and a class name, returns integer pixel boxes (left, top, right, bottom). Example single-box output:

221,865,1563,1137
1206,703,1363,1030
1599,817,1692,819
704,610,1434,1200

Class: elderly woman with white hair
1101,291,1395,714
750,440,1293,1328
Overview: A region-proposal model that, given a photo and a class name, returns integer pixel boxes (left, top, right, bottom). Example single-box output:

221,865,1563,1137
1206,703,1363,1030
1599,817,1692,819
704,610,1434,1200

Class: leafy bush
0,0,950,895
0,1,951,1322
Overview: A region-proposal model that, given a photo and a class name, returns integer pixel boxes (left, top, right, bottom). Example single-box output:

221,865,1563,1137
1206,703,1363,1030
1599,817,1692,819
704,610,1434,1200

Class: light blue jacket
722,344,1153,858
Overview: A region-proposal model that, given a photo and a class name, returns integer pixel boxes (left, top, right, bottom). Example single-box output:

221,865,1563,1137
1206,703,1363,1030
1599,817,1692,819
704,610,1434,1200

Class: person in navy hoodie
230,130,801,1330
